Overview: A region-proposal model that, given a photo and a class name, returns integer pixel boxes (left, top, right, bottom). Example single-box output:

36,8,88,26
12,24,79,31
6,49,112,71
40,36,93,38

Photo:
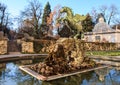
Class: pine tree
41,2,51,34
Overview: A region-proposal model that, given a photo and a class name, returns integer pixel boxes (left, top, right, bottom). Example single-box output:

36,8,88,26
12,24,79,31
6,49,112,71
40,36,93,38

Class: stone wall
22,41,34,53
33,39,120,53
116,43,120,50
21,39,120,54
0,39,8,54
85,42,118,51
33,40,56,53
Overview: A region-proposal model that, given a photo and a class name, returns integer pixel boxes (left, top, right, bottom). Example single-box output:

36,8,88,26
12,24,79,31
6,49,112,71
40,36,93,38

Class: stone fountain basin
19,65,108,81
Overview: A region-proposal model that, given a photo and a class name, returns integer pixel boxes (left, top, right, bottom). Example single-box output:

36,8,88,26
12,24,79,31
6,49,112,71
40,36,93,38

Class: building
84,16,120,43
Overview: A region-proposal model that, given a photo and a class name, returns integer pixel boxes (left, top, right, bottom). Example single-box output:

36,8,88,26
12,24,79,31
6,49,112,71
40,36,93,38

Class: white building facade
84,16,120,43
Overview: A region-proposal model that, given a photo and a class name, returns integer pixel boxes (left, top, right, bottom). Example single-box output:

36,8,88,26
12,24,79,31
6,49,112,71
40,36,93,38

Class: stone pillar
22,41,34,53
0,39,8,54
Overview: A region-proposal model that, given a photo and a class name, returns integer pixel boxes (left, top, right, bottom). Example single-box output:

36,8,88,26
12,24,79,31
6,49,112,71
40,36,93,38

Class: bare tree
90,4,119,25
113,15,120,24
0,3,9,27
0,2,12,39
0,3,6,26
20,0,42,38
99,5,107,17
91,7,98,24
107,5,118,25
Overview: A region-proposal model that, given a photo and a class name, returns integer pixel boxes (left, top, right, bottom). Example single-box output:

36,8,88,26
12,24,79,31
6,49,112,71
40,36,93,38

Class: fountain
19,38,107,81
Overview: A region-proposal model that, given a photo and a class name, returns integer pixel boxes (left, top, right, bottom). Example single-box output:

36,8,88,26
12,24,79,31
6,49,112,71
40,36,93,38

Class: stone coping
0,54,48,63
19,65,108,81
88,56,120,62
0,54,48,59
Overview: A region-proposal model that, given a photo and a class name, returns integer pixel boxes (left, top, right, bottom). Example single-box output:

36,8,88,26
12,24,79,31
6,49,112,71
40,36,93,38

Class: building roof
93,22,114,33
92,17,115,33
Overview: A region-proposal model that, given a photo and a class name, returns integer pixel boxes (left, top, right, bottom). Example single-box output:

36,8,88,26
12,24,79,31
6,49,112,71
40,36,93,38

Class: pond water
0,60,120,85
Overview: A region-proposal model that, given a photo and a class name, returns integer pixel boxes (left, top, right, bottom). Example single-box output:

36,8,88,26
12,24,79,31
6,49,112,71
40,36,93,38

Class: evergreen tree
82,13,94,32
41,2,51,34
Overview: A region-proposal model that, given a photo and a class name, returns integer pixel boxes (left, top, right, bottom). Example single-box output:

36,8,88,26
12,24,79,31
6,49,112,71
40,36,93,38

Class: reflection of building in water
95,67,111,81
84,14,120,43
115,66,120,71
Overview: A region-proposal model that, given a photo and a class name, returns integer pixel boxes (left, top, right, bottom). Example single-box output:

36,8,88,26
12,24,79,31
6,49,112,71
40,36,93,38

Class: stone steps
8,40,21,52
9,52,21,55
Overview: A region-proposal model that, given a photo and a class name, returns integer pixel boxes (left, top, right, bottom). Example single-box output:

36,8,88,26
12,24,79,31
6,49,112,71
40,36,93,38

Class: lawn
86,50,120,56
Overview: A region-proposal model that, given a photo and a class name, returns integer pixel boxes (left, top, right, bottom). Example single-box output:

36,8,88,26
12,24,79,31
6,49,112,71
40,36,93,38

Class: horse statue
57,7,86,39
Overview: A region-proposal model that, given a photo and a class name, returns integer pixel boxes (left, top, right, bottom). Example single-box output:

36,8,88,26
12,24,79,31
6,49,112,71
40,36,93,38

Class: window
95,36,100,41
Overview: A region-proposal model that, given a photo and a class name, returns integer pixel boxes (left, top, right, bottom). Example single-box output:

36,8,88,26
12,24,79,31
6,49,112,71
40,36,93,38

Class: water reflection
95,67,111,81
42,72,94,85
0,61,120,85
81,67,120,85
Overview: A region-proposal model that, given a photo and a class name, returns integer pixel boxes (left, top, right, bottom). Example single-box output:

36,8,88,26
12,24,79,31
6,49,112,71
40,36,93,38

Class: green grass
86,50,120,56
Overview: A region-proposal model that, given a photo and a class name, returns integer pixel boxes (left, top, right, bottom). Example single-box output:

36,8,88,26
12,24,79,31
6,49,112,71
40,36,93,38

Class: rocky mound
30,38,97,76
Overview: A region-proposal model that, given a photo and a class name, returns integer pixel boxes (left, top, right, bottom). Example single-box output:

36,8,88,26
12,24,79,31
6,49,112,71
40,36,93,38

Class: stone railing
22,41,34,53
0,39,8,54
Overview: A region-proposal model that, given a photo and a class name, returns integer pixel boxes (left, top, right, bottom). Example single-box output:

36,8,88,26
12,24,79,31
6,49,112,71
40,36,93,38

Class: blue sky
1,0,120,16
0,0,120,29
